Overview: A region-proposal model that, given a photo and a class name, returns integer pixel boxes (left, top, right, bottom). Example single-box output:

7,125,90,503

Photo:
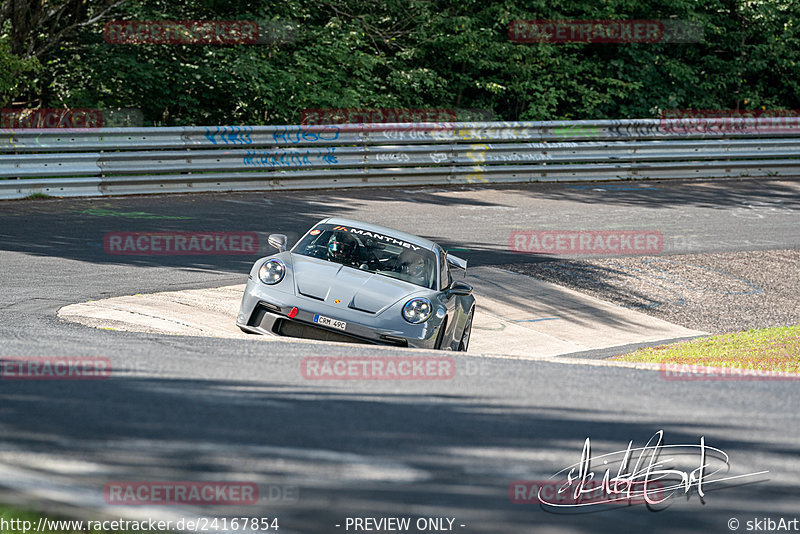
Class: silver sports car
237,217,475,350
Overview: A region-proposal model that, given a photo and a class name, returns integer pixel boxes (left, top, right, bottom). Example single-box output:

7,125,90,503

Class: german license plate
313,314,347,331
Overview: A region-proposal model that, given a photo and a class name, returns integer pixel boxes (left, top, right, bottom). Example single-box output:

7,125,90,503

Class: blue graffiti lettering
204,126,253,145
272,125,340,144
243,147,337,168
319,147,337,164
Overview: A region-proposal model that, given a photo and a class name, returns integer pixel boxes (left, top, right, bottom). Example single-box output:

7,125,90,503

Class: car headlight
258,259,286,285
402,297,432,324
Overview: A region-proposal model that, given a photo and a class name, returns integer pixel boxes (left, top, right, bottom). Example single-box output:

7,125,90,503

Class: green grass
613,325,800,373
1,504,81,534
23,192,51,200
75,208,195,220
0,504,135,534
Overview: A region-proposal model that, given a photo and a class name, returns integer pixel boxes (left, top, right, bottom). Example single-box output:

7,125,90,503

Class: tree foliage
1,0,798,124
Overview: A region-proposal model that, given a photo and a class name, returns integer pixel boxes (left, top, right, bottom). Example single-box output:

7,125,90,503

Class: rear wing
446,253,468,277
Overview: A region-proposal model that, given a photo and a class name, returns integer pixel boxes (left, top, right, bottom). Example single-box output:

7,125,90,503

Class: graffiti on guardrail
607,123,664,137
378,127,540,142
374,153,411,162
380,129,436,141
368,121,685,142
272,125,340,144
527,142,580,148
660,109,800,134
465,144,489,163
463,145,552,163
455,128,534,141
204,126,253,145
4,119,799,199
243,148,337,168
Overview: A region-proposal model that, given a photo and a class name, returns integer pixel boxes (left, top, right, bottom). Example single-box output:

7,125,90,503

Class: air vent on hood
347,301,376,314
298,291,325,301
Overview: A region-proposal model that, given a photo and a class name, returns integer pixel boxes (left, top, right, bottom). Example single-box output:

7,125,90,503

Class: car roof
318,217,439,252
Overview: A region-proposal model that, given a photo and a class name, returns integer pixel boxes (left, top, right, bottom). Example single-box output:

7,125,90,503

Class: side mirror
268,233,288,252
446,253,468,278
447,281,473,297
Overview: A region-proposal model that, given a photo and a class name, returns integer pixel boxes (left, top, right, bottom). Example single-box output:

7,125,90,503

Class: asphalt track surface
1,178,799,534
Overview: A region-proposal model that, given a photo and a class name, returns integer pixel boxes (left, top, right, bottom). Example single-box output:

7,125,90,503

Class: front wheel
457,307,474,352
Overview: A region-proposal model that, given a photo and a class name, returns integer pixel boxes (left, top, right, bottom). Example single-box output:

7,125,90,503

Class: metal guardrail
2,119,799,199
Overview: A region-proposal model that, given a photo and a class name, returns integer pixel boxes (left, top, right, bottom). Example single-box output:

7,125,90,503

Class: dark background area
1,0,799,125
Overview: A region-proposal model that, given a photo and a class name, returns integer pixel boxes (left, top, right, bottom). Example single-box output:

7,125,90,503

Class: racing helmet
399,249,427,280
327,232,358,263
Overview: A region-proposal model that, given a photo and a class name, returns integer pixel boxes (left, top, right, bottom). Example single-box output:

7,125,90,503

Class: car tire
434,317,448,350
457,307,474,352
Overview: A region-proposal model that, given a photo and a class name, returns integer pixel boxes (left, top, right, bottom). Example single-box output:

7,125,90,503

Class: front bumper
236,278,442,349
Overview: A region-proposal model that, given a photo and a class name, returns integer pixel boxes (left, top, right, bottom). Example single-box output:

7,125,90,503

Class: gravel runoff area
498,249,800,335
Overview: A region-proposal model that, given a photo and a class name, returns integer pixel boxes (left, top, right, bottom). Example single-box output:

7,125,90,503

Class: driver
327,232,360,267
397,249,428,286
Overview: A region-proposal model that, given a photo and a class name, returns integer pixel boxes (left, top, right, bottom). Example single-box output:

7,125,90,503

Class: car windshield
292,223,437,289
